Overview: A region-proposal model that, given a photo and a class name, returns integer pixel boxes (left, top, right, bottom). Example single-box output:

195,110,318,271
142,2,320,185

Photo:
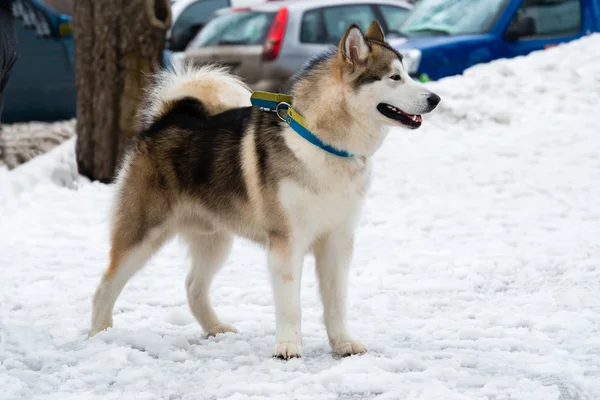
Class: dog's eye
390,74,401,81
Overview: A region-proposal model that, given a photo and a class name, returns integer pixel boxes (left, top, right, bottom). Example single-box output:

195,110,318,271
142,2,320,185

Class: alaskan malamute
89,21,441,359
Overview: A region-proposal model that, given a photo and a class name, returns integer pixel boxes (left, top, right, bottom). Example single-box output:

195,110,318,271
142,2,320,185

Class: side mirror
57,15,73,37
189,23,204,35
168,34,186,51
505,15,536,42
169,23,204,51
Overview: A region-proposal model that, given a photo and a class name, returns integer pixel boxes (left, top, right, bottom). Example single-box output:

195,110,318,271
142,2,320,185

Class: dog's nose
427,93,441,108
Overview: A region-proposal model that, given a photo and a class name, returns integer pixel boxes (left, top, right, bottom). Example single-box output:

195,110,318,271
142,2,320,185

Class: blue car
3,0,74,123
390,0,600,82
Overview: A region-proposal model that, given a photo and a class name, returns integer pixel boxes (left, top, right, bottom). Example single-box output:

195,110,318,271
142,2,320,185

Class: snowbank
427,34,600,128
0,138,83,208
1,35,600,400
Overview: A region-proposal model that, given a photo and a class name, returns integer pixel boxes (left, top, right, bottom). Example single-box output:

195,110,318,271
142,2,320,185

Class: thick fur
138,62,253,129
89,22,440,359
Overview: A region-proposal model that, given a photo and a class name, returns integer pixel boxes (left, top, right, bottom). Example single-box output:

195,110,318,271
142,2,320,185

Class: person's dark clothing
0,2,18,124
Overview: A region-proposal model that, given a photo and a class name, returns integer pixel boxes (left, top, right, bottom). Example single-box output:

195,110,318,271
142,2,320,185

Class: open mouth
377,103,423,129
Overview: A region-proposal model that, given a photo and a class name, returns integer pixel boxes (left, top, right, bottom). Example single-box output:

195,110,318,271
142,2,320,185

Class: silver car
166,0,268,52
181,0,414,91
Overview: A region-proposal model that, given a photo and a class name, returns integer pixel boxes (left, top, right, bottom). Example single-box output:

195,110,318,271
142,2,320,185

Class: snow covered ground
2,35,600,400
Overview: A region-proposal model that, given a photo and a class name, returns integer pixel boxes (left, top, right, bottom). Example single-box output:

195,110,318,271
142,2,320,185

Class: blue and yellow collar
250,91,353,158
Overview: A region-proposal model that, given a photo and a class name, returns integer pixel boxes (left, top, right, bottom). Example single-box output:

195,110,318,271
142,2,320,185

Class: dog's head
337,21,440,130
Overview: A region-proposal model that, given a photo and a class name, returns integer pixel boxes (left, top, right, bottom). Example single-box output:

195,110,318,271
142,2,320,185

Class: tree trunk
74,0,171,183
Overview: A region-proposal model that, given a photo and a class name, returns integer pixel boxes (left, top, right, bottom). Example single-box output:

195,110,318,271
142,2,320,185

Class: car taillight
262,7,288,62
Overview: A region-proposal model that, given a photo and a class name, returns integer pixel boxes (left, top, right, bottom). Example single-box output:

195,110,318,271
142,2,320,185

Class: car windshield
188,11,274,47
400,0,509,37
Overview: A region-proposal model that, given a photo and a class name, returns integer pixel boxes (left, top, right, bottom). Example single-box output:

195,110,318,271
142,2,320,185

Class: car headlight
401,49,422,75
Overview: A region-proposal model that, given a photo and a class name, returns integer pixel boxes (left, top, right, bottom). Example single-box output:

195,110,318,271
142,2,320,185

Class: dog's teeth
412,115,417,121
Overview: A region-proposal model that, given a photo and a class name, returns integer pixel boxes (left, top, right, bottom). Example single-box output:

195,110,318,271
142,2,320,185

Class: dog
89,21,441,359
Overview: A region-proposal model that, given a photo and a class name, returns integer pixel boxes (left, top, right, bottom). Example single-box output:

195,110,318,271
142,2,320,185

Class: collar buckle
250,91,354,158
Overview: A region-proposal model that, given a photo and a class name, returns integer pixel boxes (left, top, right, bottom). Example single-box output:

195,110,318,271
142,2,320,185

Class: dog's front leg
268,234,304,359
314,230,367,356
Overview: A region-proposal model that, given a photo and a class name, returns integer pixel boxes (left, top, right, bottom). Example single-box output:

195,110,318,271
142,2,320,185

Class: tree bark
74,0,170,183
43,0,75,15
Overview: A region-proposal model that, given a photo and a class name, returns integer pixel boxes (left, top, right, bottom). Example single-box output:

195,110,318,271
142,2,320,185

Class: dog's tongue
399,109,422,122
383,104,423,123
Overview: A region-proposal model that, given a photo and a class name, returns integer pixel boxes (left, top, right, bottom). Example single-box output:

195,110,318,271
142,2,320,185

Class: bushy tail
138,61,252,128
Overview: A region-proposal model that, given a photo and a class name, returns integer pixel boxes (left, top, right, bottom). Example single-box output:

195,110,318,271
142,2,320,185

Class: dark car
3,0,75,123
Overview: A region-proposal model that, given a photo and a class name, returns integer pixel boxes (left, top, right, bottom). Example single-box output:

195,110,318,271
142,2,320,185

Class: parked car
166,0,268,52
3,0,75,123
391,0,600,82
181,0,414,91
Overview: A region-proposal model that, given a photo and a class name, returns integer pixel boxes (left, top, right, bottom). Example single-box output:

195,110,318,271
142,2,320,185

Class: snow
2,35,600,399
0,138,81,205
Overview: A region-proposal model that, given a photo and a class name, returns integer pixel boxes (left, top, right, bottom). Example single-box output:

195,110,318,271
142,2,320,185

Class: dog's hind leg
180,229,237,336
89,222,172,337
89,152,174,337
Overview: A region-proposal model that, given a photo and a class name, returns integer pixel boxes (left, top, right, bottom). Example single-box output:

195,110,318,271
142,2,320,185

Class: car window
322,5,378,44
189,11,275,47
172,0,230,35
171,0,230,50
300,9,321,44
508,0,582,38
400,0,508,37
378,5,410,34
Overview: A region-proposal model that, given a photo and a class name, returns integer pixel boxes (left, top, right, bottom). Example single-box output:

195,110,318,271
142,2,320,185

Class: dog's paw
331,338,368,356
206,323,238,337
88,317,112,337
273,341,303,359
88,326,109,337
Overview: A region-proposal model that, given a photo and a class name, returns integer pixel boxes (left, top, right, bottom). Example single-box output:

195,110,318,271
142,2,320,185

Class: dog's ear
365,20,385,42
339,24,369,66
